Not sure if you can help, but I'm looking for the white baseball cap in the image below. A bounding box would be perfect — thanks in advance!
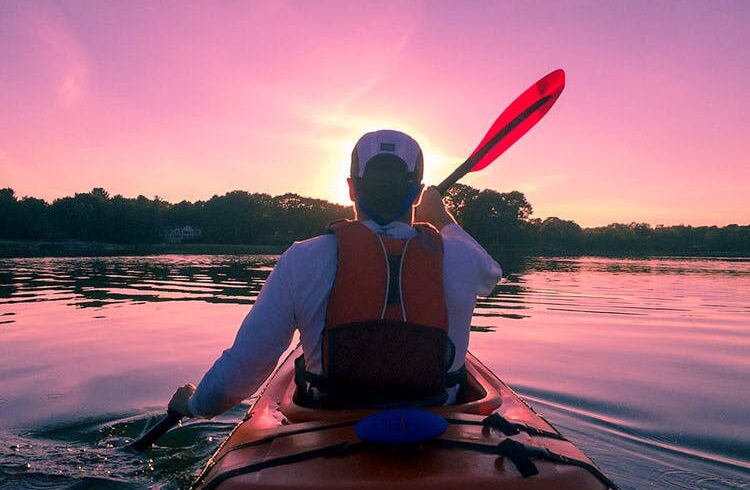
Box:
[350,129,424,181]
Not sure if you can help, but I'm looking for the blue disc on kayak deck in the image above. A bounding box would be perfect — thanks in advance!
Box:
[354,409,448,445]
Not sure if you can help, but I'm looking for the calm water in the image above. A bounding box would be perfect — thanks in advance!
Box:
[0,255,748,489]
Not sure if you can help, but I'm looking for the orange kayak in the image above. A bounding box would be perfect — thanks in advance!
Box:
[193,346,618,490]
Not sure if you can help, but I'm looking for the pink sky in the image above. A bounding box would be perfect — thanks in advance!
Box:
[1,1,748,227]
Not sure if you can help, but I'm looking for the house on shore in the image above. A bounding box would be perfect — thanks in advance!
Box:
[163,225,203,244]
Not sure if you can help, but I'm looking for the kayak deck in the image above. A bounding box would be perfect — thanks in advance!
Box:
[193,346,617,489]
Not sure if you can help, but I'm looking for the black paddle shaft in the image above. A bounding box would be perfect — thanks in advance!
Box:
[131,410,183,452]
[435,95,552,196]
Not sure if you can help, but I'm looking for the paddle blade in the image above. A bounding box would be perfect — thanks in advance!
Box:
[469,69,565,172]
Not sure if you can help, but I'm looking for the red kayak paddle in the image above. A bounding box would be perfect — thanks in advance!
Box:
[436,69,566,194]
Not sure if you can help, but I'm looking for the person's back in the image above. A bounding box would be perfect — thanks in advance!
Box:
[168,130,502,418]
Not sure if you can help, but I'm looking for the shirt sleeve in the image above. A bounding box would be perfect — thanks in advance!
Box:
[440,223,503,296]
[187,249,297,418]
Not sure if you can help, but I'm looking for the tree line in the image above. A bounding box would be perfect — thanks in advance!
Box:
[1,185,748,255]
[444,184,749,255]
[0,187,349,245]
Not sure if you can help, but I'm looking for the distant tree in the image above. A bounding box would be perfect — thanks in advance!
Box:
[444,184,480,222]
[0,188,19,239]
[105,194,166,243]
[166,199,204,227]
[458,188,534,249]
[200,191,279,244]
[16,196,49,239]
[539,217,583,250]
[271,193,350,243]
[0,189,50,239]
[49,188,110,240]
[91,187,110,200]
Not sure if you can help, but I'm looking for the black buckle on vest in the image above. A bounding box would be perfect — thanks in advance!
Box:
[294,355,332,406]
[445,364,466,388]
[294,355,329,386]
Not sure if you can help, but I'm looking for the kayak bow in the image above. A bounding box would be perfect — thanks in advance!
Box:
[192,345,618,490]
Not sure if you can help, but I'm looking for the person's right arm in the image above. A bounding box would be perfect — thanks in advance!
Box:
[414,186,457,231]
[415,186,502,293]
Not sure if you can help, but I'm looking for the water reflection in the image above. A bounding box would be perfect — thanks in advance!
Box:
[0,256,278,315]
[520,256,750,276]
[0,255,749,489]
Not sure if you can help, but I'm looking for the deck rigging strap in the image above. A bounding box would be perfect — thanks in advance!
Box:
[196,435,619,490]
[201,412,561,475]
[442,413,566,440]
[483,412,566,440]
[198,442,367,490]
[196,412,568,485]
[434,438,621,490]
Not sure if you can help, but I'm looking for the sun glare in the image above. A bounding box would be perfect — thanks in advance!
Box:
[318,118,463,205]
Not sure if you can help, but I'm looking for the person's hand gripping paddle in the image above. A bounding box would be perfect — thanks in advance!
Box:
[436,69,566,194]
[130,69,566,452]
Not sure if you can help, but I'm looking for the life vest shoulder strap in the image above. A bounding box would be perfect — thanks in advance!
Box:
[325,220,389,326]
[401,222,448,329]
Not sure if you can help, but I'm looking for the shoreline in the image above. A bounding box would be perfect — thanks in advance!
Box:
[1,240,747,260]
[0,240,288,258]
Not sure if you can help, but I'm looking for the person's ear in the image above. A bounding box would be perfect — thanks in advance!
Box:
[347,177,356,202]
[413,183,425,206]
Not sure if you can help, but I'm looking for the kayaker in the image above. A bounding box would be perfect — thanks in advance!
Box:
[168,129,503,417]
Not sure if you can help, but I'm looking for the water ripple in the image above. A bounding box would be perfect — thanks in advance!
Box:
[0,256,276,309]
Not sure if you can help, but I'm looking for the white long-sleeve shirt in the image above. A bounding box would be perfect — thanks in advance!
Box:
[188,220,502,418]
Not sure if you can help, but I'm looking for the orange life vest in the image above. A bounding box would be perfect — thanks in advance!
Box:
[295,220,464,408]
